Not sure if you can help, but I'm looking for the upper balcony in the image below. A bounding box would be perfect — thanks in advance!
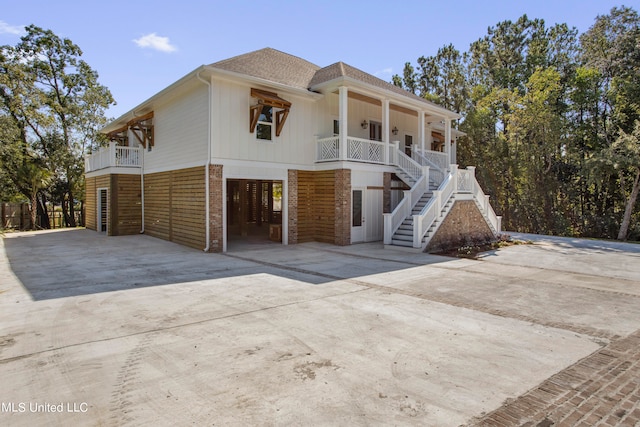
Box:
[85,143,142,173]
[316,136,388,164]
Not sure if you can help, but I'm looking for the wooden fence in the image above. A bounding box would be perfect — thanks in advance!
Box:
[1,202,82,230]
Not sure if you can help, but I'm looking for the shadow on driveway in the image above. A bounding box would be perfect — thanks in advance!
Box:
[3,229,451,301]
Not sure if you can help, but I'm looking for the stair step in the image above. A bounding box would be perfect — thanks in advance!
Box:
[391,239,414,247]
[394,229,412,236]
[391,233,413,242]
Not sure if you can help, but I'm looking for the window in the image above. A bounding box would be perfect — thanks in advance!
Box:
[333,119,340,135]
[369,121,382,141]
[256,106,273,141]
[352,190,363,227]
[404,134,413,156]
[249,88,291,140]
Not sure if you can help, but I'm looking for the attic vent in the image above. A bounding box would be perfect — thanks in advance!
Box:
[250,88,291,137]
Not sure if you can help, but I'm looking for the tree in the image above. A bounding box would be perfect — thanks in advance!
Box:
[580,6,640,239]
[394,8,640,240]
[0,25,114,227]
[600,122,640,240]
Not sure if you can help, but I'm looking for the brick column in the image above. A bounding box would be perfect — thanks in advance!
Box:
[287,169,298,245]
[383,172,391,214]
[208,164,223,252]
[334,169,351,246]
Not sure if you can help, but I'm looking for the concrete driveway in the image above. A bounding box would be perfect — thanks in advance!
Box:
[1,229,639,426]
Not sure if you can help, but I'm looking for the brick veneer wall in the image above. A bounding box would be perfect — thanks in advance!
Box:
[334,169,351,246]
[287,169,298,245]
[208,164,223,252]
[383,172,391,214]
[426,200,495,252]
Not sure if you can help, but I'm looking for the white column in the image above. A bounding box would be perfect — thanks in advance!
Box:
[339,86,348,161]
[445,118,452,169]
[383,99,390,164]
[419,112,425,153]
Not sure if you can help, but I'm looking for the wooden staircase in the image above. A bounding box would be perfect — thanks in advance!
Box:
[390,168,444,248]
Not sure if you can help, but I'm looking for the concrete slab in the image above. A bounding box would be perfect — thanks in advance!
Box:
[0,229,638,426]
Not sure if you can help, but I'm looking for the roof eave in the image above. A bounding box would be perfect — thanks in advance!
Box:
[310,76,460,120]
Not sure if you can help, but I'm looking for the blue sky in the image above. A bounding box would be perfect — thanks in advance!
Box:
[1,0,634,119]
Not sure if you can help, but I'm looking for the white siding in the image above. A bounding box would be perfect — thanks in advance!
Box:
[211,78,325,167]
[143,85,209,173]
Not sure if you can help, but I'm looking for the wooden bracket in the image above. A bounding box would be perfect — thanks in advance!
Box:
[127,112,154,148]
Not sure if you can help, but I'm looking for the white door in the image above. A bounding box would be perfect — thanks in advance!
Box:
[351,188,365,243]
[365,189,383,242]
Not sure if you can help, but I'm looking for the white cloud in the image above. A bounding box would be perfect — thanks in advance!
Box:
[0,21,25,35]
[133,33,177,53]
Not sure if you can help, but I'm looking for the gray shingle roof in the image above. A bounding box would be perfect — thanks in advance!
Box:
[209,48,447,112]
[209,48,320,90]
[310,61,444,109]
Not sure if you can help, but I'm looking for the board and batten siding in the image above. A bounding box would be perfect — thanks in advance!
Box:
[211,79,324,166]
[144,166,206,250]
[143,84,209,174]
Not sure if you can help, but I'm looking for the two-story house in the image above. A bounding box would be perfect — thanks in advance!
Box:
[84,48,500,252]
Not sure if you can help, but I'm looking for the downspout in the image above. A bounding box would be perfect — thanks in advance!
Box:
[197,69,212,252]
[140,143,145,233]
[130,110,145,234]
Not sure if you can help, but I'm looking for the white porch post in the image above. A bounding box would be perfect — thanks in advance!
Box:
[419,112,425,154]
[383,99,390,164]
[445,119,452,170]
[338,86,348,161]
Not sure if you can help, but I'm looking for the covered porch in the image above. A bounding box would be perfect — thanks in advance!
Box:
[314,85,459,168]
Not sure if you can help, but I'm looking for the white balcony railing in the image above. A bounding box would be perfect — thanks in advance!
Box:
[317,136,387,164]
[85,143,142,173]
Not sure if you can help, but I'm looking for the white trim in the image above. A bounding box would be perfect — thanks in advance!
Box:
[311,75,460,120]
[85,167,141,178]
[222,171,227,252]
[140,160,208,175]
[282,178,288,246]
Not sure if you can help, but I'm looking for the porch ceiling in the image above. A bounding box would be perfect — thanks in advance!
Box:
[334,90,421,118]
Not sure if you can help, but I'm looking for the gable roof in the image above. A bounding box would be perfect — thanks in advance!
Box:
[105,47,458,132]
[209,48,320,91]
[210,48,452,115]
[310,61,445,111]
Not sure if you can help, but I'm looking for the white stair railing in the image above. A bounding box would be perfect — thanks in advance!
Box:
[395,146,423,181]
[412,146,447,186]
[412,165,457,248]
[383,145,429,244]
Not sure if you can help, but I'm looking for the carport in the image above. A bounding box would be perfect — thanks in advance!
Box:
[226,179,283,244]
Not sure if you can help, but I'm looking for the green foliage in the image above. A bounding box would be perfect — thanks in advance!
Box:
[0,25,114,227]
[397,6,640,241]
